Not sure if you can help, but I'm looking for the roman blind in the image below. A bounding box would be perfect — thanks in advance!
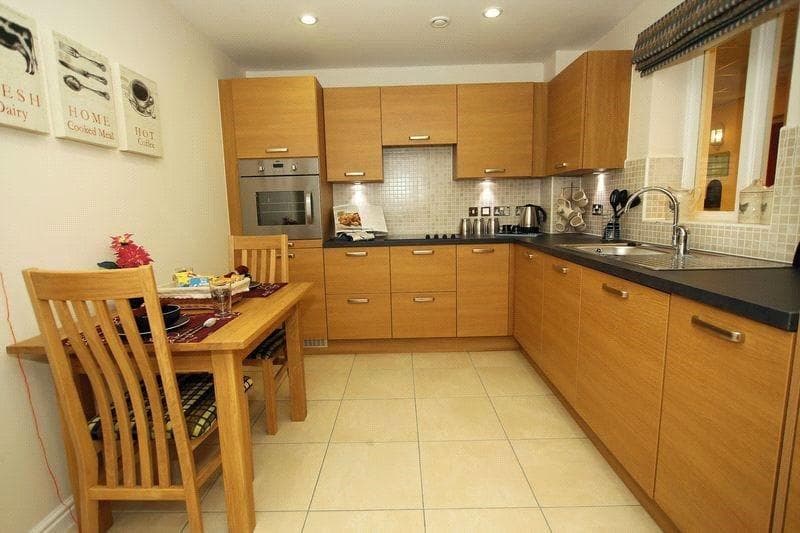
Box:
[633,0,792,76]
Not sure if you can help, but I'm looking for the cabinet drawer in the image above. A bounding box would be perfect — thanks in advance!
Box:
[324,247,390,294]
[391,292,456,338]
[326,293,391,340]
[390,245,456,292]
[456,244,510,337]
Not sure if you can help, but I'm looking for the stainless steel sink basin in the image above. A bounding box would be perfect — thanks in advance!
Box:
[559,243,672,257]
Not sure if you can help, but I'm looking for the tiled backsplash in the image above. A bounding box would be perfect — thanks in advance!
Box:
[332,146,542,235]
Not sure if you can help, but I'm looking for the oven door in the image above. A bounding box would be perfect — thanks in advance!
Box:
[239,175,322,239]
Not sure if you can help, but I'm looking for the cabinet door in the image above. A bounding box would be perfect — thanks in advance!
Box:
[540,255,581,404]
[381,85,457,146]
[456,83,533,179]
[546,55,587,174]
[655,295,794,531]
[324,247,390,294]
[513,246,543,358]
[456,244,509,337]
[277,247,328,341]
[392,292,457,338]
[390,245,456,293]
[230,77,320,158]
[324,87,383,183]
[577,268,668,496]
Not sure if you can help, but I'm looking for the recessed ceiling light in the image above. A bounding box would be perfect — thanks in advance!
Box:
[483,6,503,18]
[429,16,450,28]
[299,14,318,25]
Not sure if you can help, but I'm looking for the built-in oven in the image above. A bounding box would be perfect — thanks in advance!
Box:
[239,158,322,239]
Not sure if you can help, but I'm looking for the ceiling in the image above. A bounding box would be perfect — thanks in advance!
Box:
[168,0,645,70]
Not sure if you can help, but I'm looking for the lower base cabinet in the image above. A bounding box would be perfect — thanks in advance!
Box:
[391,292,456,338]
[326,293,391,340]
[655,295,795,531]
[513,245,544,357]
[456,244,510,337]
[577,268,669,496]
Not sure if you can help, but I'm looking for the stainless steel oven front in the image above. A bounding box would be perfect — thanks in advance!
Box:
[239,158,322,239]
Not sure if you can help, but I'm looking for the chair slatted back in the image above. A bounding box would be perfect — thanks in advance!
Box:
[23,266,198,494]
[229,235,289,284]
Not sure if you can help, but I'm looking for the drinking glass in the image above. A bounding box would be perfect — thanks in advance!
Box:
[209,279,233,318]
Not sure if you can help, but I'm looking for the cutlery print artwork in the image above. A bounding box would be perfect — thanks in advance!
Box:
[63,75,110,100]
[59,41,106,71]
[57,38,109,100]
[59,59,107,84]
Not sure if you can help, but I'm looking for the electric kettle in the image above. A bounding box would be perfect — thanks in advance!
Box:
[519,204,547,233]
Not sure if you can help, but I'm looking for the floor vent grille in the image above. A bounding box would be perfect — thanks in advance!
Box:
[303,338,328,348]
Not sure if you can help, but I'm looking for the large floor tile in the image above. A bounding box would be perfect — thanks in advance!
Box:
[304,510,425,532]
[197,511,306,532]
[425,508,550,533]
[304,353,354,372]
[476,366,551,396]
[543,506,661,532]
[413,367,486,398]
[416,397,505,441]
[492,396,583,439]
[108,512,187,532]
[344,368,414,399]
[352,353,412,370]
[512,439,637,507]
[252,400,340,443]
[420,440,536,508]
[277,368,350,400]
[331,399,417,442]
[311,442,422,510]
[469,350,530,368]
[203,443,326,511]
[412,352,472,369]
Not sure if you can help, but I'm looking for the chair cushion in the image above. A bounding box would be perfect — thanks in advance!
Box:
[246,328,286,361]
[87,374,253,440]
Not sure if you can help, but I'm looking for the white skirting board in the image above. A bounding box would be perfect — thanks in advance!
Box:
[30,497,75,533]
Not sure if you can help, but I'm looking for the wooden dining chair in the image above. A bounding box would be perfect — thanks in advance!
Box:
[229,234,290,435]
[23,265,251,532]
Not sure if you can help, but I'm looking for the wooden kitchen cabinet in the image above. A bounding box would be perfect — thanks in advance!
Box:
[276,243,328,343]
[655,295,795,532]
[456,83,534,179]
[381,85,457,146]
[456,244,510,337]
[327,293,392,340]
[546,51,632,175]
[577,268,669,496]
[324,247,390,294]
[323,87,383,183]
[392,292,457,338]
[540,255,581,405]
[390,245,456,293]
[224,76,323,159]
[513,245,544,358]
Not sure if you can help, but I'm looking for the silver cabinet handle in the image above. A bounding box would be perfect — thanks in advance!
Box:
[409,135,430,141]
[555,162,568,169]
[345,251,368,257]
[553,265,569,274]
[304,191,313,225]
[412,250,434,255]
[525,252,535,260]
[266,147,288,153]
[344,171,365,177]
[288,241,295,248]
[413,296,435,303]
[691,315,745,343]
[287,253,295,259]
[484,168,506,174]
[347,298,370,304]
[602,283,629,299]
[472,248,494,254]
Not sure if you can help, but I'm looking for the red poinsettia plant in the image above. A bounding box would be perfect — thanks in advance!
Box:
[98,233,154,269]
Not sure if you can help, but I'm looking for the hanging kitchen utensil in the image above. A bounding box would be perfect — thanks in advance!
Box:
[610,189,621,217]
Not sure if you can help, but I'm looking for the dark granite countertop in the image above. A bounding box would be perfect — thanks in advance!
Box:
[325,233,800,331]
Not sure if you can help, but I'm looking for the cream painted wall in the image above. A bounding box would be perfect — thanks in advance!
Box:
[246,62,545,86]
[0,0,240,530]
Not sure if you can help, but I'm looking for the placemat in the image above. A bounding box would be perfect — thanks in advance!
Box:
[242,282,288,298]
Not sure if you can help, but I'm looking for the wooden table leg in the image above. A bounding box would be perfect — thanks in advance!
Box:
[211,351,255,532]
[285,305,307,422]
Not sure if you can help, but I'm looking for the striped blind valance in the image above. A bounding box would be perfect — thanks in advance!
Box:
[633,0,792,76]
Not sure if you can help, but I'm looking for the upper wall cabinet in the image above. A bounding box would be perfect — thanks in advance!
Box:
[380,85,457,146]
[456,83,534,179]
[225,76,323,159]
[323,87,383,183]
[546,51,632,175]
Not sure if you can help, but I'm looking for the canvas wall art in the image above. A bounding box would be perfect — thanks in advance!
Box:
[113,64,162,157]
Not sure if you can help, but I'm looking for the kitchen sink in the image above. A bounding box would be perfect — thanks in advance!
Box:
[558,242,789,270]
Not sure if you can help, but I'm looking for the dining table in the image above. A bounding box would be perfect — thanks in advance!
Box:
[6,281,313,533]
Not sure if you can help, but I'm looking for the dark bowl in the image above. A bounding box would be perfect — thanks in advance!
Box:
[132,304,181,332]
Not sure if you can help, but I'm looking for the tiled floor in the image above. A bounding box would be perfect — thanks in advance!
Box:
[107,350,661,532]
